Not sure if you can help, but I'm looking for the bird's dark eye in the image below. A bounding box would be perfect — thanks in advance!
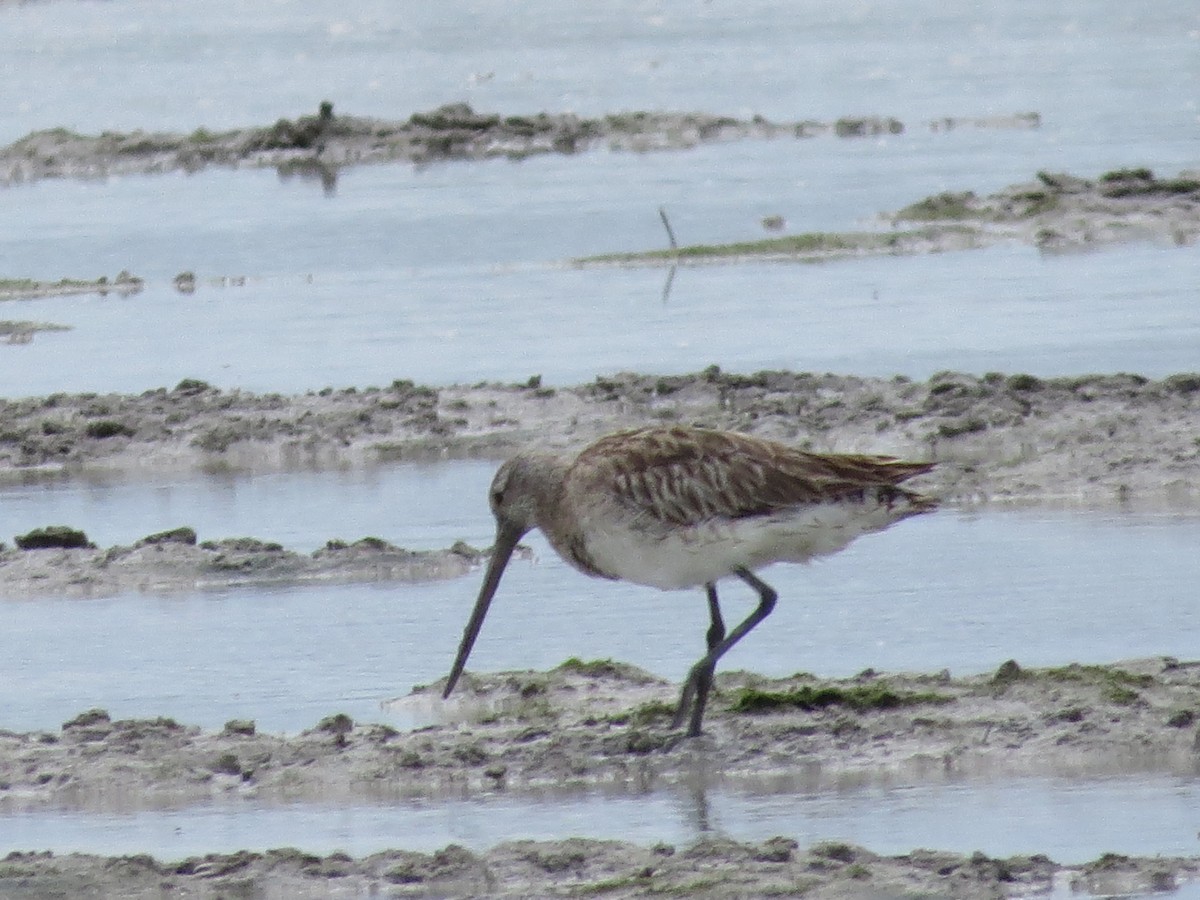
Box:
[491,488,505,506]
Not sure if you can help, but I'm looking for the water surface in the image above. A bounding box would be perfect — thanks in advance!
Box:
[3,494,1198,734]
[7,775,1200,864]
[4,0,1197,148]
[0,1,1197,396]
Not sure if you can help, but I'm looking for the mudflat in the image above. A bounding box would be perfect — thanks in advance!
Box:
[4,101,1199,898]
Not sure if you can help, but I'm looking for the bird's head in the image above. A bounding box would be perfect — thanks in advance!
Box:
[442,450,563,699]
[487,453,560,538]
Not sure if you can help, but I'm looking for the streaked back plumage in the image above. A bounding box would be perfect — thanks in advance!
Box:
[569,425,934,527]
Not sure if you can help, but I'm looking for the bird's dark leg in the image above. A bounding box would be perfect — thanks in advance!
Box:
[677,583,726,738]
[704,583,726,652]
[673,567,778,737]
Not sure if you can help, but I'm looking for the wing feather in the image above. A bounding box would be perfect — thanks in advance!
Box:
[571,425,934,527]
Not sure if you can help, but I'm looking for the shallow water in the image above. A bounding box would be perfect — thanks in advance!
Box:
[4,0,1197,146]
[2,468,1199,735]
[4,231,1200,395]
[0,461,499,553]
[1,2,1198,396]
[7,775,1200,863]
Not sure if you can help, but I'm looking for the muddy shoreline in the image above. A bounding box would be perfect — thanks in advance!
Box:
[3,365,1199,892]
[4,841,1197,899]
[0,530,490,598]
[4,163,1196,306]
[3,368,1197,503]
[2,367,1198,597]
[5,658,1200,896]
[3,116,1198,888]
[5,658,1200,811]
[0,102,1040,187]
[578,166,1200,263]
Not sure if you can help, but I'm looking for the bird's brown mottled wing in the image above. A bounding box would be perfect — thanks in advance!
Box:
[570,425,935,527]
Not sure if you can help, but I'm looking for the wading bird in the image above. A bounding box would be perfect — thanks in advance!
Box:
[442,424,935,736]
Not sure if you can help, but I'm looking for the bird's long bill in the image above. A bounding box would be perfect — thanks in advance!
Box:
[442,524,521,698]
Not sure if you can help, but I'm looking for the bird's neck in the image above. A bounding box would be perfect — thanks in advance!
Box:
[520,451,572,529]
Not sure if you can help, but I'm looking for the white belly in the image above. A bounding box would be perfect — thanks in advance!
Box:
[580,502,909,590]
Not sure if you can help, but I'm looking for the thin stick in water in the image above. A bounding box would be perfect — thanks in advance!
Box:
[658,206,678,251]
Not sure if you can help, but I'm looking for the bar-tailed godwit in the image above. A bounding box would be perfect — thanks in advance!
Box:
[442,424,935,737]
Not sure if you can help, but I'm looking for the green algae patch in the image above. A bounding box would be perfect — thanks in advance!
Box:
[605,699,676,728]
[893,190,983,221]
[730,683,953,714]
[1098,167,1200,197]
[1043,664,1154,705]
[1031,663,1154,692]
[557,657,627,677]
[575,227,979,267]
[555,657,657,682]
[990,660,1156,705]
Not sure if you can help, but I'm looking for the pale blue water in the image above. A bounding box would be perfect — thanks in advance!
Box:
[3,0,1197,151]
[6,775,1200,863]
[0,461,499,553]
[0,2,1197,395]
[1,234,1199,395]
[2,491,1198,735]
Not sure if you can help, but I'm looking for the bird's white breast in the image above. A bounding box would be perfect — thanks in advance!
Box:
[578,499,910,591]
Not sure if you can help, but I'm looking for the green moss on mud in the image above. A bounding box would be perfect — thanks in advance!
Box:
[992,661,1154,705]
[893,191,981,221]
[556,658,633,679]
[577,228,965,266]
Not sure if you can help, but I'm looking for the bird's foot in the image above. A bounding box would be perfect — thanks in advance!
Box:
[670,694,693,732]
[672,664,713,737]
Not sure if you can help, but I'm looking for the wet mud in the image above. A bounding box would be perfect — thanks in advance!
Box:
[2,368,1197,499]
[4,840,1197,899]
[579,167,1200,265]
[7,658,1200,810]
[2,368,1198,593]
[4,658,1200,896]
[0,529,488,598]
[3,375,1200,891]
[0,102,1039,187]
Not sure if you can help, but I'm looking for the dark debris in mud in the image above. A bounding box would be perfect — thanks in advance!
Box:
[0,101,1040,187]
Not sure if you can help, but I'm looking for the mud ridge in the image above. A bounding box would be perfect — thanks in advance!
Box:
[2,840,1196,899]
[2,369,1198,509]
[0,528,491,597]
[0,102,1040,186]
[577,166,1200,265]
[3,658,1199,812]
